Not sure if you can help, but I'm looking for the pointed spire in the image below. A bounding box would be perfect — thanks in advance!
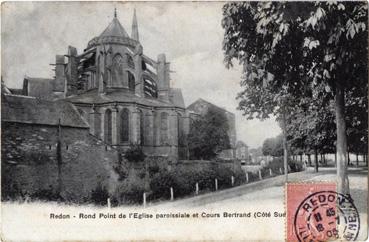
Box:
[131,9,139,42]
[114,8,117,18]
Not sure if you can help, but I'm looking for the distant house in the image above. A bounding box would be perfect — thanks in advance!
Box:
[187,98,237,159]
[236,141,249,160]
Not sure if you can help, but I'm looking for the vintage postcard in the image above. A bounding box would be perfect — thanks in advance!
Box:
[1,1,368,241]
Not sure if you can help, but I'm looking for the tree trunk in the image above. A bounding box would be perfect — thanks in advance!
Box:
[356,154,359,167]
[300,154,303,163]
[314,148,319,173]
[308,154,311,167]
[282,111,288,182]
[335,84,349,195]
[334,153,337,168]
[347,152,351,165]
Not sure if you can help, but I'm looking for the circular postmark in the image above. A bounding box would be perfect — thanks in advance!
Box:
[294,191,360,242]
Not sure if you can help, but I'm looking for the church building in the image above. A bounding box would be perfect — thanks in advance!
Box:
[8,9,238,161]
[19,9,189,159]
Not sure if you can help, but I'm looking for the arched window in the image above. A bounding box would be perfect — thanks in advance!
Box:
[120,108,130,143]
[160,112,169,145]
[94,113,100,137]
[139,110,144,145]
[112,54,124,86]
[126,54,135,69]
[104,109,112,144]
[128,71,135,93]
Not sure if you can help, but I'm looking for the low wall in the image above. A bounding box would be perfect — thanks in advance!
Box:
[1,122,119,202]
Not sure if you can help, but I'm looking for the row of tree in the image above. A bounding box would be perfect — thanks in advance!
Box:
[222,2,368,194]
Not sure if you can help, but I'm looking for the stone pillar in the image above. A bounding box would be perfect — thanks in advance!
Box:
[169,110,178,160]
[112,107,118,145]
[157,54,169,101]
[100,107,106,141]
[97,48,105,94]
[146,109,154,146]
[134,45,143,96]
[66,46,78,96]
[169,110,178,146]
[154,110,161,146]
[89,106,96,135]
[182,111,191,159]
[53,55,66,94]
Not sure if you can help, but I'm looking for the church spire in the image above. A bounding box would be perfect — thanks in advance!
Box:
[131,9,139,42]
[114,8,117,18]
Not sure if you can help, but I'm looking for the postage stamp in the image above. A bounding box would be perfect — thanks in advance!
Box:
[286,183,360,242]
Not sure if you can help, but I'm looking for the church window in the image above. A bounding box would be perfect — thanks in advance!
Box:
[128,71,135,93]
[120,108,130,143]
[126,54,135,69]
[160,112,169,145]
[104,109,112,144]
[112,54,124,86]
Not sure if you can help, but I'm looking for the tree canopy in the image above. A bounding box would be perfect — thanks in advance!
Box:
[222,1,368,194]
[188,106,231,160]
[262,135,283,157]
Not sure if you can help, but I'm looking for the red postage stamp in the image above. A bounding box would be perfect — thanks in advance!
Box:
[286,183,360,242]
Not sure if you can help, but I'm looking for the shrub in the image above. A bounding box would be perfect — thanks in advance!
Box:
[90,183,109,206]
[137,168,147,179]
[150,170,175,199]
[148,163,160,177]
[289,160,304,172]
[31,186,63,202]
[1,176,24,201]
[171,168,197,197]
[233,167,247,186]
[113,164,128,181]
[149,163,248,200]
[114,178,146,204]
[214,165,233,189]
[125,144,146,163]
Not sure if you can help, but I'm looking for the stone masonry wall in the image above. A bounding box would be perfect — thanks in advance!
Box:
[1,122,119,202]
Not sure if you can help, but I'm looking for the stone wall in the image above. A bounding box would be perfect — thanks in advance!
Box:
[1,122,119,202]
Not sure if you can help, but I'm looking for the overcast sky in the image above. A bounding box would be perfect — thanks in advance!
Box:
[1,2,281,148]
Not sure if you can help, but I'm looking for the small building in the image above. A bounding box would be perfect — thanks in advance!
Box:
[236,141,249,160]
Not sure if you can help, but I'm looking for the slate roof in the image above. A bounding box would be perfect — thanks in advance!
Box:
[9,88,24,95]
[2,94,89,128]
[187,98,234,116]
[65,89,177,108]
[99,17,129,38]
